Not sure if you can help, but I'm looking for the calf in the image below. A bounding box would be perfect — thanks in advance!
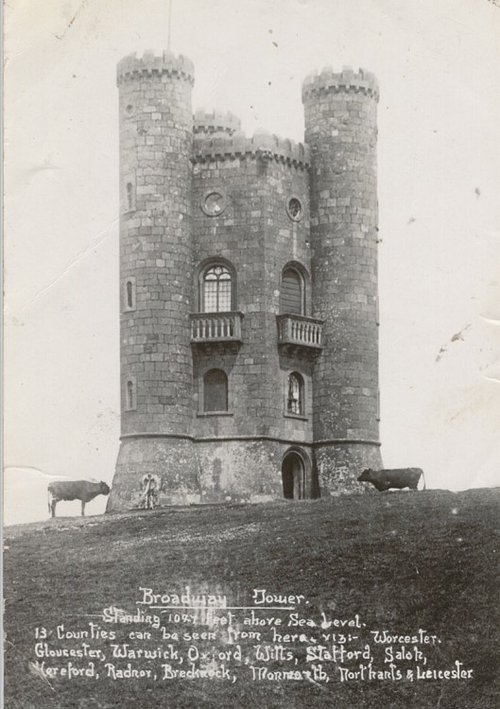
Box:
[48,480,111,518]
[358,468,425,492]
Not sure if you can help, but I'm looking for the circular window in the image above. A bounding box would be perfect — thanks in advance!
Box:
[287,197,303,221]
[202,191,226,216]
[125,104,134,116]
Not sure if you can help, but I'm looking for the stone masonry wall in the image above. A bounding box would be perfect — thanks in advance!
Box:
[109,53,199,511]
[108,437,315,510]
[191,135,313,446]
[117,52,194,436]
[303,69,382,492]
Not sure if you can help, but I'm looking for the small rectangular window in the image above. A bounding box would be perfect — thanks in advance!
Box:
[123,277,136,312]
[286,372,305,416]
[125,377,137,411]
[121,172,136,213]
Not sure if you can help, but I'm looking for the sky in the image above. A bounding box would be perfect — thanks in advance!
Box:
[4,0,500,525]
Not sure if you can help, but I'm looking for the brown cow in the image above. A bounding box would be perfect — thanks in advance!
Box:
[48,480,110,517]
[358,468,425,492]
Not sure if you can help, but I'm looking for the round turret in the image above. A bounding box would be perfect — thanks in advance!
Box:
[110,51,197,511]
[303,65,382,494]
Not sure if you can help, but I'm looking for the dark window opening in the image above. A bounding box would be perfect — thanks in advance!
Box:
[287,372,304,416]
[126,280,134,309]
[288,197,302,220]
[203,192,225,216]
[280,268,303,315]
[282,453,305,499]
[126,379,135,410]
[203,369,228,412]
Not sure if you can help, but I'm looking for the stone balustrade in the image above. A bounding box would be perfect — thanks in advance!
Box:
[190,312,243,343]
[276,314,323,351]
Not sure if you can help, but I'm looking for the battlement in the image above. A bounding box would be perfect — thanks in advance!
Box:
[117,51,194,86]
[193,110,241,136]
[192,130,310,168]
[302,66,378,102]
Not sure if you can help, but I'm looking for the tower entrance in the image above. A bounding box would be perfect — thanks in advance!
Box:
[282,452,305,500]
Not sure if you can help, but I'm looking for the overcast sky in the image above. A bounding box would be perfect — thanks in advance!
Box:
[4,0,500,524]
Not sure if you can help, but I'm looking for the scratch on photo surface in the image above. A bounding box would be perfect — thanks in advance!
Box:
[54,0,89,40]
[480,316,500,326]
[8,218,118,315]
[304,672,328,691]
[28,661,56,692]
[436,684,445,708]
[6,639,56,693]
[4,466,65,480]
[450,323,471,342]
[436,323,471,361]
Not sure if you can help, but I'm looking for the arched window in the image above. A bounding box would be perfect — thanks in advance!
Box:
[203,369,228,412]
[202,265,232,312]
[280,267,304,315]
[126,378,136,411]
[287,372,304,416]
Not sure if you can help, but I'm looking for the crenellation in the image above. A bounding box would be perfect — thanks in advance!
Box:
[192,131,310,168]
[117,51,195,85]
[193,110,241,135]
[302,66,378,102]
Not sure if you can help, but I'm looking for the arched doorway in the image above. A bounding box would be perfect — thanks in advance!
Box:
[282,452,305,500]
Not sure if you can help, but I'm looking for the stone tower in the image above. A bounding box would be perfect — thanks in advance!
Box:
[112,52,199,506]
[303,68,383,494]
[108,52,382,511]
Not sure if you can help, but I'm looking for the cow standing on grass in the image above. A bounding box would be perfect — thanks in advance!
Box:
[358,468,425,492]
[48,480,111,518]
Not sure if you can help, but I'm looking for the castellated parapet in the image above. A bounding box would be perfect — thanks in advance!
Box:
[193,110,241,135]
[116,50,194,85]
[108,54,382,512]
[302,66,379,100]
[192,131,310,169]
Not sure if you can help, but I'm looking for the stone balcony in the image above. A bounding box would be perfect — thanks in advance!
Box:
[276,314,323,354]
[190,312,243,345]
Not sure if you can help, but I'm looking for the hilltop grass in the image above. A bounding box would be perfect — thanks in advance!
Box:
[3,488,499,708]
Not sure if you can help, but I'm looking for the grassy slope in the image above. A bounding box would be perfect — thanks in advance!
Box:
[3,489,499,708]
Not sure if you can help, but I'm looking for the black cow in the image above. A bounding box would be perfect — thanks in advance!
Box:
[48,480,111,517]
[357,468,425,492]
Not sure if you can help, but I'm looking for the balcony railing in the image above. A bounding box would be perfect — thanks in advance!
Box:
[190,312,243,344]
[276,314,323,351]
